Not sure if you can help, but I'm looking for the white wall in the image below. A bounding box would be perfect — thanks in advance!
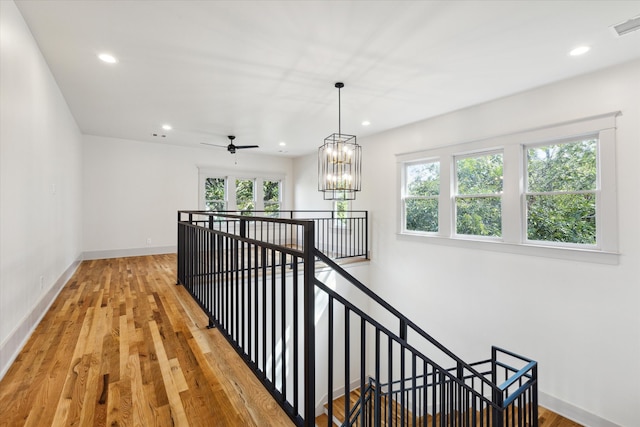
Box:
[83,135,294,257]
[293,60,640,427]
[0,0,83,377]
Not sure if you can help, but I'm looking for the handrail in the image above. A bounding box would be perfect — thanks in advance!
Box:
[502,379,536,407]
[498,361,537,391]
[314,249,498,393]
[313,281,491,402]
[179,209,369,261]
[177,210,537,427]
[179,220,306,257]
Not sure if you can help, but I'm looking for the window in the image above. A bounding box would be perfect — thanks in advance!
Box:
[403,161,439,233]
[204,177,226,211]
[198,168,285,213]
[455,152,502,237]
[396,112,619,263]
[263,180,281,217]
[525,138,597,245]
[236,178,255,214]
[334,198,350,227]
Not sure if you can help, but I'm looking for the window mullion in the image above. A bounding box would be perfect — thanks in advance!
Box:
[502,144,522,244]
[439,156,452,237]
[255,178,264,211]
[227,175,237,211]
[597,128,618,252]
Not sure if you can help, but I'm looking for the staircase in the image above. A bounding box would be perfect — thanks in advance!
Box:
[177,210,538,427]
[317,386,536,427]
[317,388,425,427]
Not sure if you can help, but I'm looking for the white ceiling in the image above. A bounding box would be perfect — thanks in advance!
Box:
[15,0,640,157]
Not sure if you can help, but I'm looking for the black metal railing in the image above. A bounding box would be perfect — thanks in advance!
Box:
[177,210,537,427]
[186,210,368,260]
[314,251,537,427]
[177,211,319,425]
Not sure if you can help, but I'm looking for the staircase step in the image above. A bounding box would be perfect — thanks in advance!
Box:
[318,390,538,427]
[320,387,425,427]
[322,389,362,424]
[315,413,338,427]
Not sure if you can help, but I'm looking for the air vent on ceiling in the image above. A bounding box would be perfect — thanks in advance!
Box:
[612,15,640,37]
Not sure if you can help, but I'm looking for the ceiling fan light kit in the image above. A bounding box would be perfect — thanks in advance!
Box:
[318,82,362,201]
[226,135,259,154]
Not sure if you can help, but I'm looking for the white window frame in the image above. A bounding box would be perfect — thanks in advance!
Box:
[333,199,351,229]
[203,176,228,211]
[263,179,283,215]
[401,159,440,235]
[523,136,599,249]
[396,112,619,264]
[198,167,286,213]
[235,177,256,214]
[453,150,503,240]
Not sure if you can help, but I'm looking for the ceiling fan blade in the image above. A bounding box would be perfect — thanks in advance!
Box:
[200,142,227,148]
[234,145,259,149]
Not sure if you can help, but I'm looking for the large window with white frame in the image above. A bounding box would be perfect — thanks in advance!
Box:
[397,112,619,263]
[198,168,285,214]
[454,152,503,238]
[263,179,281,217]
[236,178,255,214]
[402,160,440,233]
[204,177,227,211]
[525,137,598,245]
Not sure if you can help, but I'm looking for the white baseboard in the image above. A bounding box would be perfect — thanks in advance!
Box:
[82,245,176,260]
[539,392,621,427]
[0,256,82,380]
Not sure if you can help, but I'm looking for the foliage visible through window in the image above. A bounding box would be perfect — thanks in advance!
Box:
[526,138,597,244]
[455,153,503,237]
[263,180,281,217]
[404,161,439,232]
[334,199,349,227]
[205,178,226,211]
[236,179,255,215]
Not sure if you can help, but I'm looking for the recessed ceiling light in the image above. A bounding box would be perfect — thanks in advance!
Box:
[279,141,286,146]
[569,46,590,56]
[98,53,118,64]
[362,121,371,126]
[162,124,172,131]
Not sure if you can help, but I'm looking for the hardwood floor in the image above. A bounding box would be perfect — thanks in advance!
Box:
[0,254,582,427]
[0,254,294,427]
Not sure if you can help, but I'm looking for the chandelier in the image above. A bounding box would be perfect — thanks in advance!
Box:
[318,82,362,200]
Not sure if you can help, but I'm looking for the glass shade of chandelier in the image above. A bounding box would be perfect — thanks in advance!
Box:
[318,82,362,200]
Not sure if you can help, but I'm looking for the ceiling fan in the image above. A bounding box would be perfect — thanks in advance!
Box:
[201,135,259,154]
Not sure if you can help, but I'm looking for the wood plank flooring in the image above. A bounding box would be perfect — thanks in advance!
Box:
[0,254,294,427]
[1,254,583,427]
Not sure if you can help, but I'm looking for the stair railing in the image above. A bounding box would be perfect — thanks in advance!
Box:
[314,250,538,427]
[178,211,321,425]
[177,210,536,427]
[192,209,369,260]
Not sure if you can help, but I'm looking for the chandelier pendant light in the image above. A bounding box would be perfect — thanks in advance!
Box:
[318,82,362,200]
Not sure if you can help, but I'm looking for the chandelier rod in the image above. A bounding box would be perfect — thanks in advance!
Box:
[335,82,344,137]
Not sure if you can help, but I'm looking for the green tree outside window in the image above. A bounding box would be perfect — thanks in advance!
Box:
[404,161,439,233]
[205,178,226,211]
[236,179,255,215]
[526,139,597,244]
[263,180,280,217]
[455,153,503,237]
